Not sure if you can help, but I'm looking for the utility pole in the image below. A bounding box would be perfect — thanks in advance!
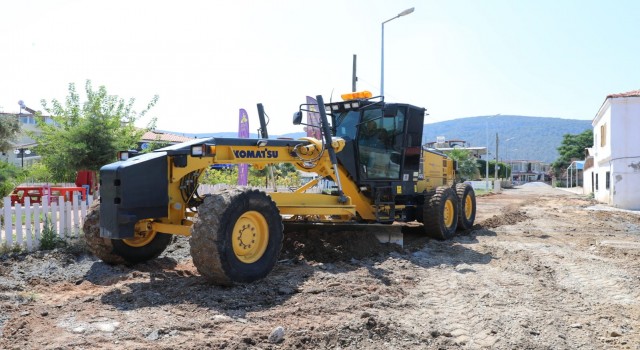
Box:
[352,54,357,92]
[494,133,499,180]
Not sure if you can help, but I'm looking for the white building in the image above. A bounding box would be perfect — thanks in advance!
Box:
[510,160,550,183]
[584,90,640,210]
[0,112,47,168]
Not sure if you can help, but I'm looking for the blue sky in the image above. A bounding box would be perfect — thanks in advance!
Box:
[1,0,639,135]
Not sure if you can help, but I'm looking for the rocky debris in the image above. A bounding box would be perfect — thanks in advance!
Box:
[269,326,285,343]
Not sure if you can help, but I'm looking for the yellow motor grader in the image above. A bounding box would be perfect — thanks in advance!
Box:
[84,91,476,285]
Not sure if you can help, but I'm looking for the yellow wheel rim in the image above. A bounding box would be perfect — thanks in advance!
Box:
[464,195,473,220]
[443,199,455,228]
[232,211,269,264]
[123,220,157,247]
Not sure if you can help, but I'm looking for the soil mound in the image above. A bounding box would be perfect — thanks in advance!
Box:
[480,209,530,228]
[281,230,400,263]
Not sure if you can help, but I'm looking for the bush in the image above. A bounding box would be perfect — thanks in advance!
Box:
[39,216,65,250]
[0,242,23,255]
[0,161,25,197]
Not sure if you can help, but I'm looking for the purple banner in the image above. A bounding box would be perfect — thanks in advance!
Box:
[305,96,322,139]
[237,108,249,186]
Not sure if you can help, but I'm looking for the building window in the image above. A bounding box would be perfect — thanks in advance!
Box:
[600,124,606,147]
[595,173,599,191]
[606,171,610,190]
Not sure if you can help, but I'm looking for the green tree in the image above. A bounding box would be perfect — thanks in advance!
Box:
[200,163,301,188]
[201,166,238,185]
[35,80,158,181]
[0,161,24,197]
[249,165,269,187]
[24,162,55,183]
[0,114,20,153]
[448,148,480,181]
[476,160,509,179]
[248,164,300,188]
[551,129,593,176]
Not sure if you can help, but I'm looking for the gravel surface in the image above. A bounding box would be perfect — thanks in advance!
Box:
[1,185,640,349]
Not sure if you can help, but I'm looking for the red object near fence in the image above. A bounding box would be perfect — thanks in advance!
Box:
[9,185,87,206]
[75,170,96,194]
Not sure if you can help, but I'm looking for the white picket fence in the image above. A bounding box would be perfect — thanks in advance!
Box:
[1,183,324,252]
[1,193,93,251]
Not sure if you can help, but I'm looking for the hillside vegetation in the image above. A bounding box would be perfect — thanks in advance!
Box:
[422,115,592,163]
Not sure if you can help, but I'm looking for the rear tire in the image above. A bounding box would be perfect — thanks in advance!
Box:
[190,188,283,285]
[83,202,172,265]
[111,229,173,264]
[456,183,476,230]
[422,187,459,240]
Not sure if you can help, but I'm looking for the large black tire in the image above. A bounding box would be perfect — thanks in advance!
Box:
[83,201,173,265]
[190,188,283,285]
[456,183,476,230]
[422,186,459,240]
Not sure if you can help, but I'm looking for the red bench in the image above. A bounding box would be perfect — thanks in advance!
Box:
[9,186,87,206]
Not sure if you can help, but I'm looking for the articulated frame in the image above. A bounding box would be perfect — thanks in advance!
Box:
[148,136,376,237]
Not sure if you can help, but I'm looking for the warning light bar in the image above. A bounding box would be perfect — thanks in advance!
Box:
[341,90,373,101]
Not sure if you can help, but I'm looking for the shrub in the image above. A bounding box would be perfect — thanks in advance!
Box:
[39,216,64,250]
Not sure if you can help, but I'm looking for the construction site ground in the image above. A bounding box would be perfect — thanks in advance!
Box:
[2,183,640,349]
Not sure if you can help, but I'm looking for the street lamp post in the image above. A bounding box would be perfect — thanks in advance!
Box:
[485,114,500,192]
[509,149,518,183]
[14,148,31,168]
[381,7,414,97]
[504,137,515,182]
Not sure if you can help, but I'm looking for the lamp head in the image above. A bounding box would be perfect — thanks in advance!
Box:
[398,7,415,16]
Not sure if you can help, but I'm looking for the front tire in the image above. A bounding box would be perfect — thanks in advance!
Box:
[422,187,459,240]
[83,202,172,265]
[190,188,283,285]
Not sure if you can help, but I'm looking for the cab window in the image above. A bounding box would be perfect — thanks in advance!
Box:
[357,107,405,179]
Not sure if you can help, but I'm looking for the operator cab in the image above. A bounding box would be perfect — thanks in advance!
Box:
[325,91,426,191]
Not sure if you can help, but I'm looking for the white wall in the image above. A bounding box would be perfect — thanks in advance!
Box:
[611,158,640,210]
[592,100,612,204]
[611,97,640,159]
[590,96,640,209]
[592,102,612,164]
[583,168,593,195]
[610,97,640,209]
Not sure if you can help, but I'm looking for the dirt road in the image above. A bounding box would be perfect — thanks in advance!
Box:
[2,184,640,349]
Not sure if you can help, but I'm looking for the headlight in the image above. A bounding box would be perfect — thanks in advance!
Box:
[117,151,129,161]
[191,144,216,157]
[191,145,204,157]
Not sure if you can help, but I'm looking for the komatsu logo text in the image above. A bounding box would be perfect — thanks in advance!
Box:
[233,149,279,159]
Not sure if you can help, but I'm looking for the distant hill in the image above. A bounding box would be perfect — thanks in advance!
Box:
[423,116,592,163]
[172,115,592,164]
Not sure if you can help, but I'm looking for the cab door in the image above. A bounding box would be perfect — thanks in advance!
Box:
[357,106,406,180]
